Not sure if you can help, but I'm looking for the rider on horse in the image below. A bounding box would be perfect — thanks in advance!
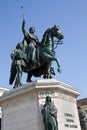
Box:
[22,19,40,67]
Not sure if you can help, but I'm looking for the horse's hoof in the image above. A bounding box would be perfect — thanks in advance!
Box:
[58,69,62,73]
[13,86,17,89]
[27,80,32,83]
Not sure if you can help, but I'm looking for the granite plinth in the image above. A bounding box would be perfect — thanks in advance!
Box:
[0,79,81,130]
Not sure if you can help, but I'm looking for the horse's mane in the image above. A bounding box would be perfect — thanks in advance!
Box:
[41,28,51,44]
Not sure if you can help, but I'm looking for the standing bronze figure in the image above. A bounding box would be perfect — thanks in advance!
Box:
[41,96,58,130]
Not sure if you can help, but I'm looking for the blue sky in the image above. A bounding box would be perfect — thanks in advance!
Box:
[0,0,87,99]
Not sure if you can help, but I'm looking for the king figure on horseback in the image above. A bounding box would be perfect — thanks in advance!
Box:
[22,19,40,68]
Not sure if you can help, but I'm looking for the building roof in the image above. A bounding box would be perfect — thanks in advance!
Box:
[77,98,87,106]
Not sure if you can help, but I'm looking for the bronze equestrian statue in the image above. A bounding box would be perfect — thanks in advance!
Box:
[9,21,64,88]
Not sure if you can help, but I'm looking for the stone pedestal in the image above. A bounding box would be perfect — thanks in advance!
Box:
[0,79,81,130]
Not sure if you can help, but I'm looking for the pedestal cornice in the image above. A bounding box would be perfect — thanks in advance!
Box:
[0,79,80,103]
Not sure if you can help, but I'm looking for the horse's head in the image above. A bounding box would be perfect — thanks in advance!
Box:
[52,25,64,41]
[41,25,64,47]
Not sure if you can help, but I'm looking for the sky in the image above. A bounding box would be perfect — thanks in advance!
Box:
[0,0,87,99]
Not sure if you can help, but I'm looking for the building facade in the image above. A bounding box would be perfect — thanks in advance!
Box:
[0,86,10,130]
[77,98,87,112]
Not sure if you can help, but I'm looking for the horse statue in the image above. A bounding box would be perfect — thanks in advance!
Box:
[9,25,64,88]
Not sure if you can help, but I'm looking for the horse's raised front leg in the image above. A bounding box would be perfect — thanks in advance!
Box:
[54,58,62,73]
[41,52,61,73]
[49,56,61,73]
